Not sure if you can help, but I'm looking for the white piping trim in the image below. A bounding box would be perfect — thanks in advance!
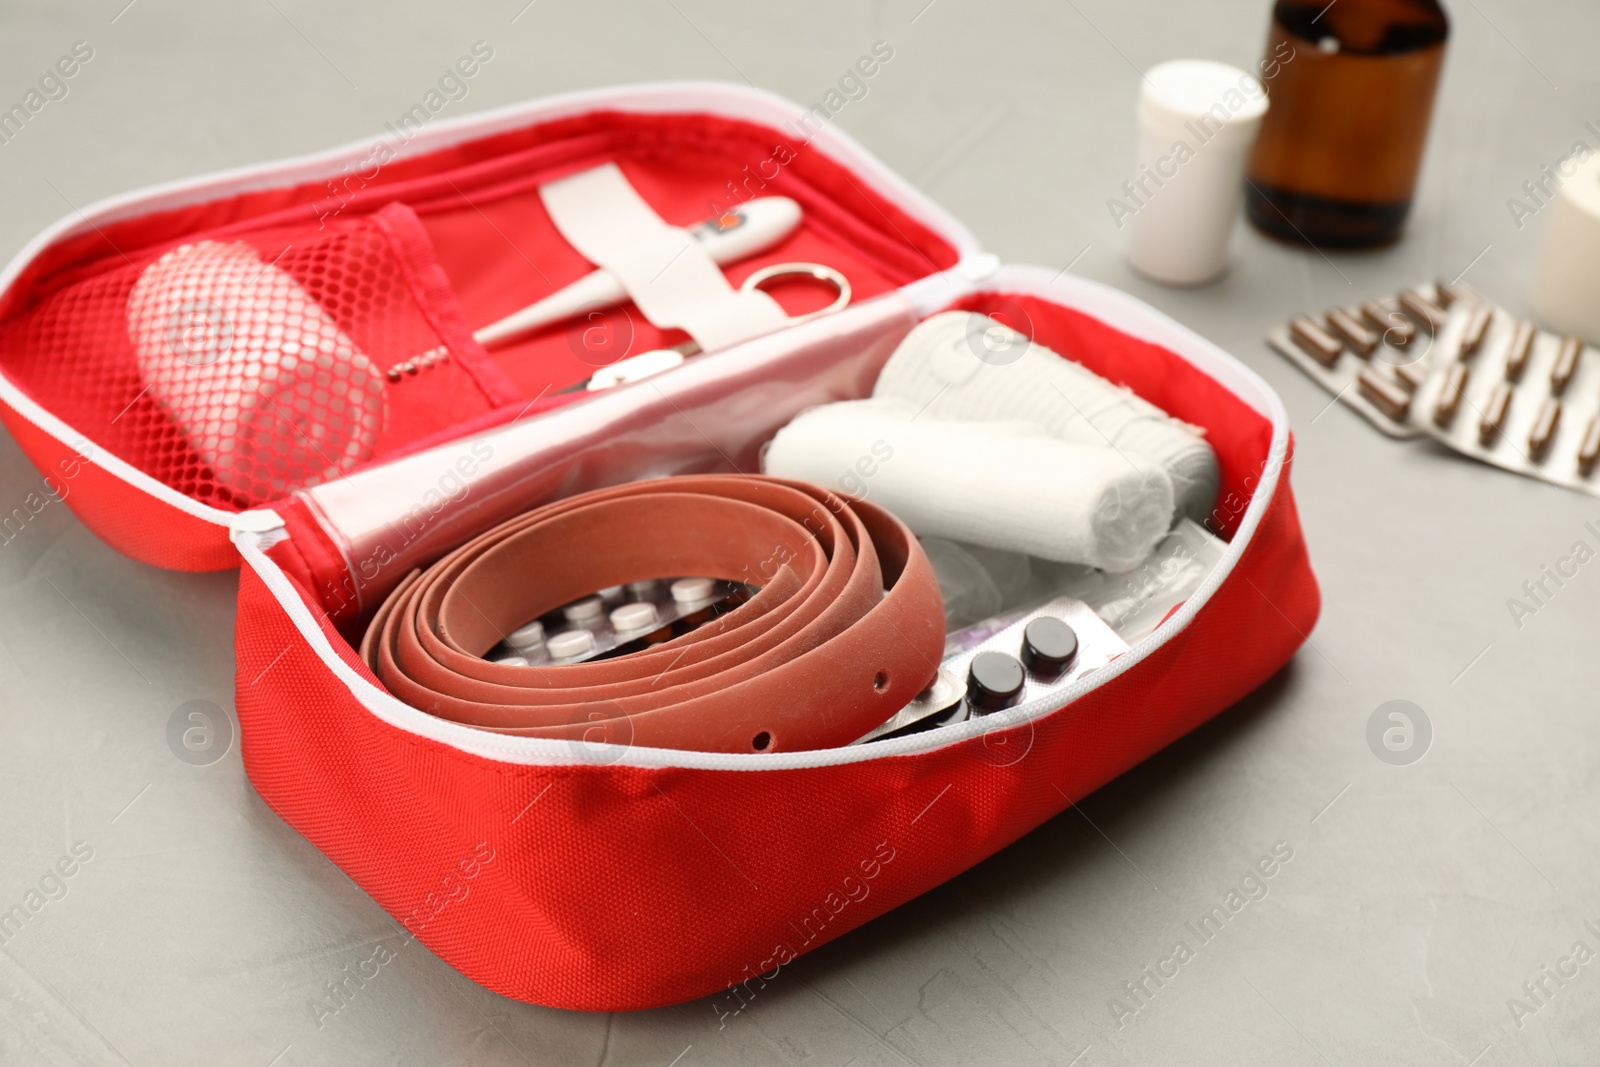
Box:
[0,81,981,531]
[0,378,236,525]
[234,274,1292,773]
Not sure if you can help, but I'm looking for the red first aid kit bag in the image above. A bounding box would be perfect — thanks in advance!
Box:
[0,83,1318,1011]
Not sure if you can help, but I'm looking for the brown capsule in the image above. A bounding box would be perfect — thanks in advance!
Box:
[1433,363,1470,427]
[1457,304,1493,360]
[1325,308,1378,357]
[1504,322,1537,382]
[1550,337,1583,396]
[1392,361,1428,393]
[1362,300,1415,348]
[1528,398,1562,459]
[1579,415,1600,477]
[1399,290,1448,335]
[1289,315,1344,367]
[1357,368,1412,421]
[1479,382,1513,445]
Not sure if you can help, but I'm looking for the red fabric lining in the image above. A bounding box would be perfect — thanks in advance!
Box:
[412,153,912,400]
[367,202,522,409]
[2,110,956,321]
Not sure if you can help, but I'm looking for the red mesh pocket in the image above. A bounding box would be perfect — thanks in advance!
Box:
[0,217,503,510]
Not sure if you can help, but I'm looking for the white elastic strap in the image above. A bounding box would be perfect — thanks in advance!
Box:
[539,163,789,351]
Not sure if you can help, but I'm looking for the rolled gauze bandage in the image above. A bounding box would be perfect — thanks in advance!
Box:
[126,240,386,503]
[1532,151,1600,347]
[873,312,1218,523]
[761,398,1175,572]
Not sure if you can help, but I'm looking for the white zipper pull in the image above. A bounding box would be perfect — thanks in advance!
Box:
[229,508,288,546]
[957,252,1001,283]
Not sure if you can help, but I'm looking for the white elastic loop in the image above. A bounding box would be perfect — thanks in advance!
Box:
[539,163,789,351]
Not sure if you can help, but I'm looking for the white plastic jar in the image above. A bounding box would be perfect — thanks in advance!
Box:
[1122,59,1270,286]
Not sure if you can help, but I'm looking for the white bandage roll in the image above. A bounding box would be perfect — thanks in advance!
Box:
[761,398,1175,572]
[872,312,1219,523]
[126,240,386,502]
[1532,151,1600,347]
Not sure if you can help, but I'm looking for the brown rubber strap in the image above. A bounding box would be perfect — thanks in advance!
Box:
[359,475,945,753]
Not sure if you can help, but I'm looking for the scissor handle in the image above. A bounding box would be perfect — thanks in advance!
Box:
[741,262,852,323]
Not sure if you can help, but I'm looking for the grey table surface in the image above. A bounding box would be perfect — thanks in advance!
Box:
[1,1,1596,1064]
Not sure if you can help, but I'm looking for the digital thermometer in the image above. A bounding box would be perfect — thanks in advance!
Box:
[473,196,803,349]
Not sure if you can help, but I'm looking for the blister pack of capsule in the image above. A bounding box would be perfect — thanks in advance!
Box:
[486,577,750,666]
[1267,282,1600,495]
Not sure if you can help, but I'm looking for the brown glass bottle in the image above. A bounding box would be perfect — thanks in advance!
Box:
[1246,0,1449,248]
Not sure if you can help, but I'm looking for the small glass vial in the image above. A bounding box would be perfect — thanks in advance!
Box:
[1245,0,1449,248]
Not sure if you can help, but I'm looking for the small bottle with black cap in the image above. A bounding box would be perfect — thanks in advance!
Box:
[1021,616,1078,680]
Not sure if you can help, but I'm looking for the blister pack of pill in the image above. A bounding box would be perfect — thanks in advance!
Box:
[855,596,1130,743]
[486,577,750,666]
[1267,282,1600,495]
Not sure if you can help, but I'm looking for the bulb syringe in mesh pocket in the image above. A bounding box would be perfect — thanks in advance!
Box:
[126,239,387,503]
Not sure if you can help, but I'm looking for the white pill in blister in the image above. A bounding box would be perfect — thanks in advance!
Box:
[671,577,715,604]
[508,620,545,648]
[610,602,658,632]
[495,653,530,667]
[563,597,604,623]
[599,584,624,602]
[547,629,595,659]
[627,579,659,596]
